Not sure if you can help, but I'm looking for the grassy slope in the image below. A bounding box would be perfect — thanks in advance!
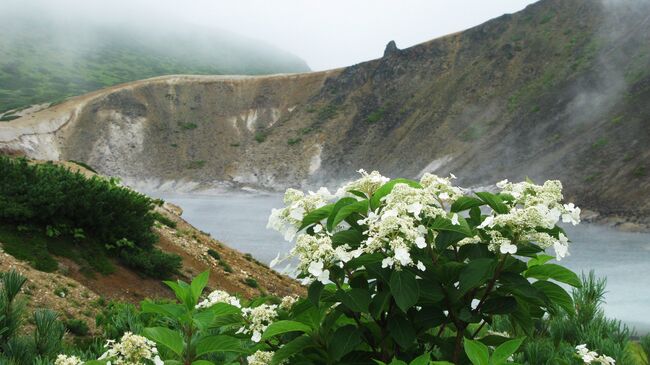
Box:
[0,18,310,114]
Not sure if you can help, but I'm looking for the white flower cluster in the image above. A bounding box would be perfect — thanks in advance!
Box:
[360,173,459,270]
[98,332,163,365]
[267,187,333,241]
[478,179,581,260]
[336,169,390,196]
[238,304,279,342]
[247,350,287,365]
[54,355,84,365]
[269,170,581,281]
[196,289,241,309]
[290,233,362,283]
[279,295,299,311]
[576,344,616,364]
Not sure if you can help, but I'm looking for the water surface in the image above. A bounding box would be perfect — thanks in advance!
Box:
[157,192,650,334]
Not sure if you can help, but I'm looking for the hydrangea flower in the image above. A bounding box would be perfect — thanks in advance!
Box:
[279,295,299,310]
[575,344,616,364]
[98,332,163,365]
[196,290,241,309]
[54,355,84,365]
[247,350,287,365]
[238,304,279,342]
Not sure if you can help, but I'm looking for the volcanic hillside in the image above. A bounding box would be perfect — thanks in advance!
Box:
[1,0,649,222]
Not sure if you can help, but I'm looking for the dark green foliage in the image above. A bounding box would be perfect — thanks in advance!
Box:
[218,259,233,273]
[95,301,147,340]
[632,166,646,178]
[0,270,27,344]
[33,310,65,356]
[64,318,90,336]
[151,212,177,229]
[207,249,220,260]
[0,115,20,122]
[0,157,181,278]
[118,248,182,279]
[186,160,206,169]
[0,225,59,272]
[254,130,268,143]
[317,104,338,121]
[0,157,157,248]
[366,108,385,123]
[243,278,259,288]
[287,137,302,145]
[178,122,198,131]
[497,271,636,365]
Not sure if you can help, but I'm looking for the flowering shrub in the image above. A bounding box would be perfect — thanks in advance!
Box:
[263,170,584,364]
[50,171,615,365]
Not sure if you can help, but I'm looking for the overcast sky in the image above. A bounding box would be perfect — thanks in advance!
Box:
[4,0,538,71]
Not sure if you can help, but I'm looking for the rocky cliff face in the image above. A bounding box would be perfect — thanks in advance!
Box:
[1,0,649,219]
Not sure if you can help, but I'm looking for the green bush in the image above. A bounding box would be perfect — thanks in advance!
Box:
[207,248,220,260]
[287,137,301,145]
[64,318,89,336]
[0,157,157,248]
[366,108,385,123]
[178,122,198,130]
[243,278,258,288]
[118,247,181,279]
[151,212,177,229]
[0,157,183,278]
[254,130,268,143]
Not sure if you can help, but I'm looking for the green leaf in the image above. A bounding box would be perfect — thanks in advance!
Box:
[459,258,496,294]
[409,353,432,365]
[492,337,525,364]
[329,325,363,360]
[195,335,244,356]
[327,197,357,232]
[370,178,422,211]
[388,314,416,349]
[261,320,312,340]
[143,327,184,357]
[532,281,574,314]
[526,254,554,268]
[524,264,581,287]
[331,229,364,248]
[190,271,209,306]
[475,192,509,214]
[299,203,334,230]
[308,281,324,308]
[331,199,369,230]
[347,252,384,269]
[389,270,420,312]
[164,280,191,308]
[370,290,391,319]
[451,196,485,212]
[481,296,517,314]
[205,302,241,318]
[429,216,473,236]
[463,339,489,365]
[340,288,372,312]
[140,301,186,319]
[272,335,314,365]
[191,361,215,365]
